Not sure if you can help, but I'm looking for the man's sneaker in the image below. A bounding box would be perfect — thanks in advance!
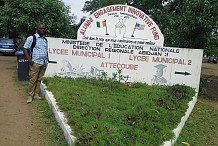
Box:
[33,94,43,100]
[27,96,33,104]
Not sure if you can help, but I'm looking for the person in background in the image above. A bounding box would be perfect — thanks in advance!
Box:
[23,23,48,104]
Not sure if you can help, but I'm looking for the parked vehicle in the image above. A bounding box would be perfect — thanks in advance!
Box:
[0,38,17,55]
[208,55,218,64]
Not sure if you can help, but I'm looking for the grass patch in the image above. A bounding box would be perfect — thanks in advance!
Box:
[175,98,218,146]
[32,99,69,146]
[43,76,195,146]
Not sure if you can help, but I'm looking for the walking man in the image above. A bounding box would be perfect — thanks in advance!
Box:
[23,23,48,103]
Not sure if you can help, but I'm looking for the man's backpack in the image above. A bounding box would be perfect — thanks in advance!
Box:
[28,34,47,58]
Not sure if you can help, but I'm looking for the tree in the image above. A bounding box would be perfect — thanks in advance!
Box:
[0,0,77,39]
[163,0,218,52]
[82,0,217,53]
[82,0,127,14]
[82,0,168,27]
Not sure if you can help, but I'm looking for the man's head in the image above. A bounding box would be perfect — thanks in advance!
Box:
[36,23,46,36]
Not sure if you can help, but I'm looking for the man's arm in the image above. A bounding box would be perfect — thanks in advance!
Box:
[23,49,34,66]
[23,36,34,66]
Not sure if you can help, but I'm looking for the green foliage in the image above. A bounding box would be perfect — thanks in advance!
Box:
[76,76,128,92]
[167,84,195,100]
[43,76,196,145]
[82,0,127,13]
[0,0,78,39]
[155,85,195,111]
[111,69,130,83]
[33,100,69,146]
[198,75,218,100]
[198,76,208,96]
[130,82,147,88]
[163,0,218,50]
[83,0,217,52]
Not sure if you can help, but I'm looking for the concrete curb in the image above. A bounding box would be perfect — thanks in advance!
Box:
[40,82,76,146]
[163,94,198,146]
[41,82,197,146]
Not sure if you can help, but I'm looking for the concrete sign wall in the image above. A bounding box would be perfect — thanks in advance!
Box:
[77,5,164,46]
[46,37,203,92]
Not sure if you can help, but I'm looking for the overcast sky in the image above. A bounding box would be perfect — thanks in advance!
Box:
[61,0,89,23]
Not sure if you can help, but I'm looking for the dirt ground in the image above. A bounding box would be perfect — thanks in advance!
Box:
[0,56,44,146]
[201,61,218,102]
[0,56,217,146]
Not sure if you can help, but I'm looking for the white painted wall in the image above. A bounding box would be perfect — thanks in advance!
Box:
[46,37,203,92]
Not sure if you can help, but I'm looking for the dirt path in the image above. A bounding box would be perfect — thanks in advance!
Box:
[201,62,218,101]
[0,56,43,146]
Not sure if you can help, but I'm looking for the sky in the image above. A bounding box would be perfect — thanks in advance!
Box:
[61,0,89,23]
